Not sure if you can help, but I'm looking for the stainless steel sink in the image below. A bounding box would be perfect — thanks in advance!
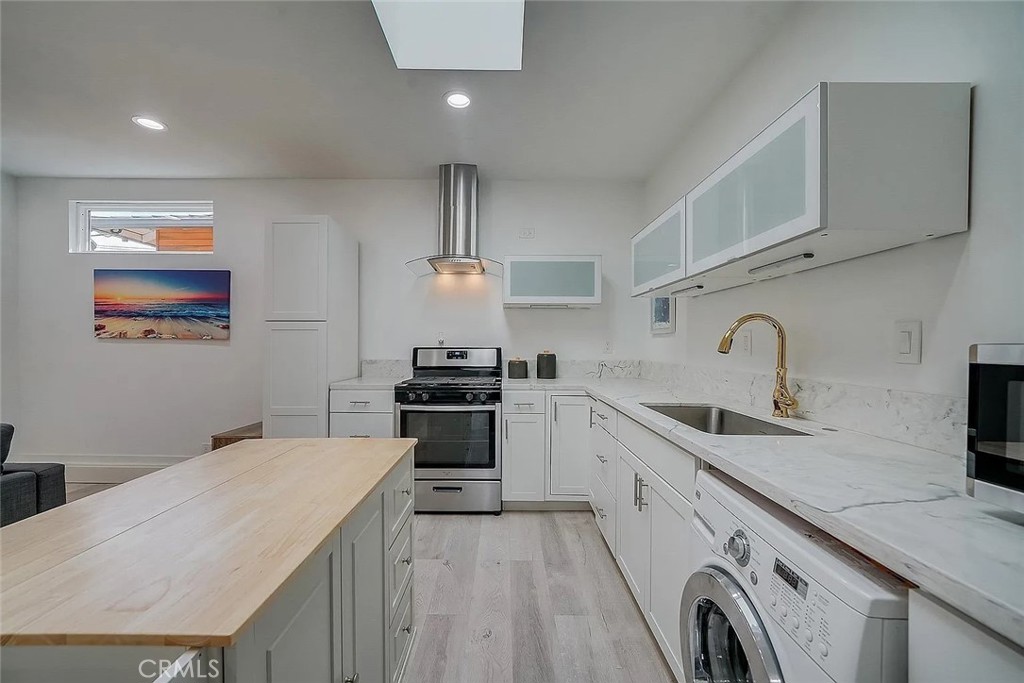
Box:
[640,403,811,437]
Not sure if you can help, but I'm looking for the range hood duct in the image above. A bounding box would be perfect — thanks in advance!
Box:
[407,163,503,276]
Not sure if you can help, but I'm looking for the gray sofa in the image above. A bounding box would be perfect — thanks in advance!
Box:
[1,424,67,526]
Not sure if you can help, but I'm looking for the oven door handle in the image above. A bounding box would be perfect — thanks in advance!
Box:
[398,404,498,413]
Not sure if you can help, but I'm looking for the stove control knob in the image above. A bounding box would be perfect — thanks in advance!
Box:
[466,392,475,402]
[789,617,800,630]
[406,392,416,402]
[477,392,488,402]
[421,392,430,401]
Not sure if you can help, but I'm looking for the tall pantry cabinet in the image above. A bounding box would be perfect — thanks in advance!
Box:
[264,216,359,437]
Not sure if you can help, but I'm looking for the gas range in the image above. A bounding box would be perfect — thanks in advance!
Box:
[394,348,502,405]
[395,376,501,405]
[394,347,503,513]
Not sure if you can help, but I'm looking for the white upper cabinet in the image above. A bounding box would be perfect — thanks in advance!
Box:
[633,82,971,298]
[686,87,821,277]
[630,197,686,296]
[503,255,602,308]
[265,217,331,321]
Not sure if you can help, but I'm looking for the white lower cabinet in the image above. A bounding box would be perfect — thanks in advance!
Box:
[388,582,415,683]
[340,486,387,683]
[502,411,546,501]
[330,412,394,438]
[616,443,653,609]
[646,474,693,680]
[909,591,1024,683]
[589,468,616,553]
[231,537,341,683]
[549,394,591,498]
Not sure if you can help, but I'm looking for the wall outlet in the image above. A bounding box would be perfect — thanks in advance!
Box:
[518,227,536,240]
[739,330,753,356]
[603,340,614,355]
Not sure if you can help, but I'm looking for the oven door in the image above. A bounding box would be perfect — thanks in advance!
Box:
[399,404,502,480]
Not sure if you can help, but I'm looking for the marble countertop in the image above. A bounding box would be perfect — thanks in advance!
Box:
[329,376,404,390]
[505,376,1024,646]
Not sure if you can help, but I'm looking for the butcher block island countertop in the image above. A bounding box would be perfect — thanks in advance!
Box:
[0,437,416,647]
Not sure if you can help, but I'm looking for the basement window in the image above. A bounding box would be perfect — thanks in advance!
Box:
[69,201,215,254]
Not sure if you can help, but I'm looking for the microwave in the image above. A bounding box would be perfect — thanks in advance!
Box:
[967,344,1024,512]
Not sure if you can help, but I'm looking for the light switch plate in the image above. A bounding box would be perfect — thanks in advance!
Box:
[894,320,922,364]
[518,227,536,240]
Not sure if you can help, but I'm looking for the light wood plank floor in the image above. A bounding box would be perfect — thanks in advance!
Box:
[66,483,117,502]
[407,511,675,683]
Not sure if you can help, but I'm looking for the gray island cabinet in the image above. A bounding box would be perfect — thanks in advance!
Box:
[0,438,416,683]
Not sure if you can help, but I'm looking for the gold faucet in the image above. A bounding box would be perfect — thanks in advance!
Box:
[717,313,798,418]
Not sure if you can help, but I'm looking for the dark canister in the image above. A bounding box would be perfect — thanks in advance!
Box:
[537,350,557,379]
[507,357,528,379]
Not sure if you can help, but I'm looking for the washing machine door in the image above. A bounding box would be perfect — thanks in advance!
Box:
[681,565,783,683]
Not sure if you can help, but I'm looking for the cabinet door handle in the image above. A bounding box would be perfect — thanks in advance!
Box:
[349,400,370,406]
[596,454,607,464]
[638,477,649,512]
[350,434,370,438]
[596,507,607,519]
[344,674,360,683]
[402,625,412,634]
[589,406,595,427]
[554,401,558,423]
[505,419,509,439]
[402,556,412,565]
[401,487,412,496]
[633,472,639,508]
[514,402,535,407]
[595,412,608,420]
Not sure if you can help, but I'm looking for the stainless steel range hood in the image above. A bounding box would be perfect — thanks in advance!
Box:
[407,163,503,277]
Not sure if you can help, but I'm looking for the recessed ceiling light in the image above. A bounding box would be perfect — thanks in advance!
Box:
[444,91,471,109]
[131,115,167,131]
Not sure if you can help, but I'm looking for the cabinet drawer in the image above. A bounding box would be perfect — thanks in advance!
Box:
[590,469,616,553]
[618,415,697,503]
[389,582,415,683]
[329,412,394,438]
[384,455,415,547]
[330,389,394,413]
[592,425,617,496]
[590,399,618,437]
[387,515,414,623]
[503,391,545,414]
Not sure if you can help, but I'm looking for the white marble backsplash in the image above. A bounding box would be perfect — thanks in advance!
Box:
[359,357,965,454]
[557,359,642,379]
[640,361,966,456]
[360,359,412,378]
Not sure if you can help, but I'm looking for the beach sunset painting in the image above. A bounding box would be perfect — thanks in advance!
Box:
[94,269,231,340]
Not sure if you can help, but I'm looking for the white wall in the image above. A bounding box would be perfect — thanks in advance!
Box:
[0,173,17,420]
[6,178,644,459]
[644,1,1024,398]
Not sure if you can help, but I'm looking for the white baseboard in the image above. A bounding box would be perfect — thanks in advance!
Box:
[7,453,191,484]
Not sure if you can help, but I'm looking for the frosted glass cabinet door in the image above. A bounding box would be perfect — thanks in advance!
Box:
[631,198,686,296]
[686,85,823,276]
[503,255,602,307]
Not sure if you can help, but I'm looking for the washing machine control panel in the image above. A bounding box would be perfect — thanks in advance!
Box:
[705,508,897,681]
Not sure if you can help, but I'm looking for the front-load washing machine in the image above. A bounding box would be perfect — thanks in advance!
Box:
[681,470,909,683]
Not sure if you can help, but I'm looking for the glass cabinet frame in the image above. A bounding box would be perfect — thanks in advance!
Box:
[630,197,687,297]
[685,85,824,277]
[502,254,602,308]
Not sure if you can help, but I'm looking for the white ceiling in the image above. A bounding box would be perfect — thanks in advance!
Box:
[1,1,794,180]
